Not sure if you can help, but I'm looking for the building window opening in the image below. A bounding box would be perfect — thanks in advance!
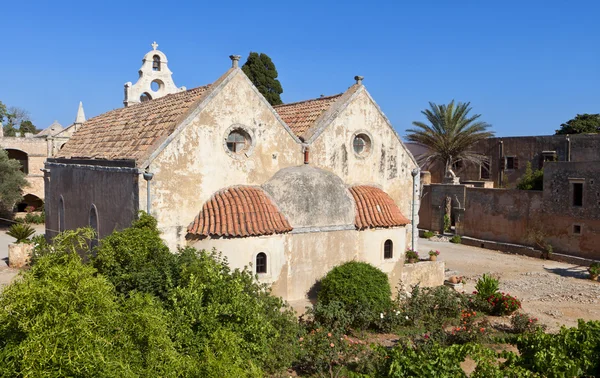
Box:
[6,149,28,174]
[140,93,152,102]
[573,224,582,234]
[505,156,516,170]
[480,160,491,180]
[573,182,583,207]
[226,129,250,153]
[89,205,99,250]
[256,252,267,274]
[384,239,393,259]
[152,55,161,71]
[58,197,65,232]
[352,133,371,156]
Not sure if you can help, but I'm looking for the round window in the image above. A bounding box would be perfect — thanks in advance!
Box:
[226,129,251,154]
[353,133,371,156]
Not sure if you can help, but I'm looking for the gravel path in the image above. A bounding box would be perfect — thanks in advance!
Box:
[419,238,600,332]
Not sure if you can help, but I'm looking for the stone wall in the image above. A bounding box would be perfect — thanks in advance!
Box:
[418,184,466,232]
[462,188,543,245]
[401,261,445,289]
[45,159,139,239]
[1,136,48,199]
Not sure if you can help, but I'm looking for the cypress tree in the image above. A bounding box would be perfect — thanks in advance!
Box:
[241,52,283,105]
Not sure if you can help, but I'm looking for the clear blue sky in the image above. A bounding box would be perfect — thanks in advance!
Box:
[1,0,598,137]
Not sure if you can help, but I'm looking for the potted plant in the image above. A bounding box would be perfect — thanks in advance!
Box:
[405,250,419,263]
[7,223,36,268]
[588,263,600,281]
[429,250,440,261]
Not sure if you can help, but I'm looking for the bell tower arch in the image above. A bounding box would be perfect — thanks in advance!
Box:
[123,42,186,107]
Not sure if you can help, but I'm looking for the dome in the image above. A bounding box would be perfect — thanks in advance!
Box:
[262,165,355,229]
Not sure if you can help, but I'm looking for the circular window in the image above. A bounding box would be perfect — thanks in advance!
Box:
[353,133,372,156]
[226,129,251,154]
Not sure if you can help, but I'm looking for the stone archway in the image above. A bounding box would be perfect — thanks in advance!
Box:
[16,194,44,212]
[5,148,29,174]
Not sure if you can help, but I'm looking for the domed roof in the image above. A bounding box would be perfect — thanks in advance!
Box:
[262,165,355,229]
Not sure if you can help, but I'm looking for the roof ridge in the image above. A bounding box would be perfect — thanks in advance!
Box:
[273,93,343,108]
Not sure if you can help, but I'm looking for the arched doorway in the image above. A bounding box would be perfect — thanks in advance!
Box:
[16,194,44,212]
[5,148,28,174]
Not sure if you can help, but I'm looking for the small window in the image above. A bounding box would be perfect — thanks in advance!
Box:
[573,224,582,234]
[573,182,583,207]
[152,55,161,71]
[480,160,491,180]
[256,252,267,274]
[352,133,371,156]
[384,240,393,259]
[505,157,515,170]
[226,129,250,153]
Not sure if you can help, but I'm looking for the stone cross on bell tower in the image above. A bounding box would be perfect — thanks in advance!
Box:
[123,42,186,107]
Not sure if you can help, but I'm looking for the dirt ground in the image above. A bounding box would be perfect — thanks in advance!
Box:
[419,238,600,332]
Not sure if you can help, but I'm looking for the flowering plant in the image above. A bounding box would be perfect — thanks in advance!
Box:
[487,292,521,315]
[405,250,419,261]
[428,250,440,256]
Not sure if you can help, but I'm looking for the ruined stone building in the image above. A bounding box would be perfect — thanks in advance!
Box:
[408,134,600,187]
[45,44,421,302]
[0,103,85,210]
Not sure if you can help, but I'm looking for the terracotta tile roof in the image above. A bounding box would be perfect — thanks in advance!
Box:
[349,185,410,229]
[187,186,293,238]
[57,85,211,161]
[273,94,342,140]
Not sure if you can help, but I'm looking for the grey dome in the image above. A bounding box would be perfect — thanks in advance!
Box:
[262,165,355,229]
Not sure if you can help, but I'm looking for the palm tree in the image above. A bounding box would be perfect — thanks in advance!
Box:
[406,100,494,175]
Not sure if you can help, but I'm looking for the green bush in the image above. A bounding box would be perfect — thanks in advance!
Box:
[24,212,44,224]
[511,312,545,334]
[317,261,391,330]
[0,251,190,377]
[488,292,521,315]
[422,231,435,239]
[6,223,35,243]
[403,285,466,331]
[475,273,499,299]
[450,235,462,244]
[517,162,544,191]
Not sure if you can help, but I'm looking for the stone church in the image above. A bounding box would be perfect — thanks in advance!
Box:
[46,43,420,302]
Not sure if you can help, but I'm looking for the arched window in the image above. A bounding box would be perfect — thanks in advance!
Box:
[58,196,65,232]
[140,93,152,102]
[256,252,267,274]
[6,149,28,174]
[384,239,393,259]
[89,204,99,250]
[152,55,161,71]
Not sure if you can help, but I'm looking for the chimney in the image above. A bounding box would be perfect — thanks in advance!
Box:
[320,94,325,98]
[229,55,241,68]
[303,146,310,164]
[354,75,364,85]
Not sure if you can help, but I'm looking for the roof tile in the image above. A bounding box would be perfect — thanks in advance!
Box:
[349,185,410,229]
[273,94,342,140]
[188,186,293,238]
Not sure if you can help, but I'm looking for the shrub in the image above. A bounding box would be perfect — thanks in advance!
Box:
[511,312,545,334]
[488,292,521,315]
[405,249,419,262]
[317,261,391,330]
[423,231,435,239]
[443,214,451,232]
[6,223,35,243]
[588,262,600,277]
[447,310,489,344]
[24,212,44,224]
[0,251,190,377]
[449,235,462,244]
[475,273,499,299]
[403,285,466,331]
[517,162,543,191]
[429,249,440,257]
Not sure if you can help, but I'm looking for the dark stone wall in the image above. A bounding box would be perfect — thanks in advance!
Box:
[44,161,139,240]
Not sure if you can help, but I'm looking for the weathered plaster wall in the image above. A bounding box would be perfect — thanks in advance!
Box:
[149,71,302,249]
[308,89,419,250]
[542,162,600,258]
[462,188,543,245]
[418,184,467,232]
[45,160,139,240]
[191,227,407,302]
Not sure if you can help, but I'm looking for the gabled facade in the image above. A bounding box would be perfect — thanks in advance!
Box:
[46,47,420,302]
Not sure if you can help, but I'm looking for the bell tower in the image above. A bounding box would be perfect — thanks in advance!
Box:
[123,42,186,107]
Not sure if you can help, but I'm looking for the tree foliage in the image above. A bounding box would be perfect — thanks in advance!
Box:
[517,162,544,191]
[406,100,494,174]
[242,52,284,105]
[0,148,27,214]
[555,113,600,135]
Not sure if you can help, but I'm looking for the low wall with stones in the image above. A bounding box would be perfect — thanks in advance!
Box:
[401,260,445,289]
